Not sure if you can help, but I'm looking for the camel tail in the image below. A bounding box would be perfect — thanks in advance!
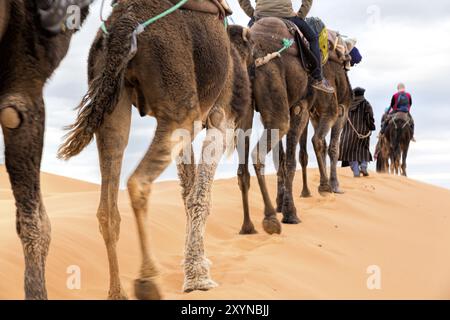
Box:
[58,19,136,160]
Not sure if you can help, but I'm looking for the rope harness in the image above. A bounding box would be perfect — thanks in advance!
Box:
[254,38,295,67]
[101,0,189,36]
[391,112,411,130]
[100,0,230,57]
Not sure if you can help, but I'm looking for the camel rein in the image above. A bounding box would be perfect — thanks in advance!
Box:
[391,113,411,130]
[347,116,372,139]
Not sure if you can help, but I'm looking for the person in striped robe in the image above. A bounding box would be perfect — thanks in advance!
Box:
[339,87,376,177]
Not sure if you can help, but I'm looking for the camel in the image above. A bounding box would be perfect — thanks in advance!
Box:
[384,113,412,176]
[58,0,252,299]
[0,0,91,299]
[276,47,353,222]
[236,17,314,234]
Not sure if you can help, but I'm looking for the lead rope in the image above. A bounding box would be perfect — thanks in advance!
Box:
[347,116,372,139]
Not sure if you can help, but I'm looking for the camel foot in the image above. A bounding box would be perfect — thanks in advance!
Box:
[239,222,258,235]
[134,278,162,300]
[108,288,128,300]
[281,213,301,224]
[184,278,218,293]
[282,203,301,224]
[301,189,312,198]
[331,183,345,194]
[262,216,282,235]
[318,184,333,195]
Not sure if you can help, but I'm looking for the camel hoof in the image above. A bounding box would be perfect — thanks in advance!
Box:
[239,223,258,235]
[318,184,333,195]
[282,213,301,224]
[301,189,312,198]
[263,216,282,235]
[108,288,128,300]
[134,278,162,300]
[184,278,218,293]
[332,187,345,194]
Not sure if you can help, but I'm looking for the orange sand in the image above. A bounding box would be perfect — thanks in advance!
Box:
[1,165,450,300]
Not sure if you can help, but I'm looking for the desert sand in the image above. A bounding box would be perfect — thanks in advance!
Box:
[1,164,450,300]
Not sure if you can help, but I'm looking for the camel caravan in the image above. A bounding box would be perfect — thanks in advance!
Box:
[0,0,413,300]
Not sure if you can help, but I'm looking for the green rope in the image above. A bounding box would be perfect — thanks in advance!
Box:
[101,0,189,35]
[278,38,294,54]
[141,0,189,29]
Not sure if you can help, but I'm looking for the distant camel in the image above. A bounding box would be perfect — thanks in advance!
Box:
[385,113,412,176]
[276,47,353,222]
[58,0,252,299]
[236,17,314,233]
[0,0,91,299]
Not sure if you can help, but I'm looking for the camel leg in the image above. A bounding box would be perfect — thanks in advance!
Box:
[183,108,233,292]
[177,144,196,256]
[329,116,346,194]
[299,121,312,198]
[275,141,286,213]
[237,110,257,234]
[128,119,193,300]
[390,151,396,175]
[311,117,332,194]
[95,90,132,300]
[251,124,286,235]
[2,95,50,299]
[177,144,196,205]
[281,109,308,224]
[401,144,409,177]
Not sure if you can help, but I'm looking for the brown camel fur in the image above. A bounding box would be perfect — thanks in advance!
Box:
[376,133,390,173]
[276,54,353,222]
[0,0,90,299]
[236,17,312,234]
[385,114,411,176]
[58,0,251,299]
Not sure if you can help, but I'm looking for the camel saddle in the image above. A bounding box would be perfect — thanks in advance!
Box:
[171,0,233,17]
[328,29,356,68]
[250,17,317,72]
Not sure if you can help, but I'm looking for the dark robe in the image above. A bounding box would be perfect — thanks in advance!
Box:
[339,96,376,166]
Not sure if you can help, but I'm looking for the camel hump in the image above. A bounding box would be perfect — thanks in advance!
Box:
[250,17,299,56]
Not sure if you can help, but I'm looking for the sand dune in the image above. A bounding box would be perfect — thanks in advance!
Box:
[1,164,450,300]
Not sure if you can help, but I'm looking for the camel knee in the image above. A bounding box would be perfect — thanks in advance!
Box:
[0,106,21,129]
[237,165,250,191]
[127,175,151,214]
[0,94,31,129]
[97,206,121,244]
[312,136,322,151]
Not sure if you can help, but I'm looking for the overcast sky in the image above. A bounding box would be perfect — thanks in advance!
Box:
[1,0,450,189]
